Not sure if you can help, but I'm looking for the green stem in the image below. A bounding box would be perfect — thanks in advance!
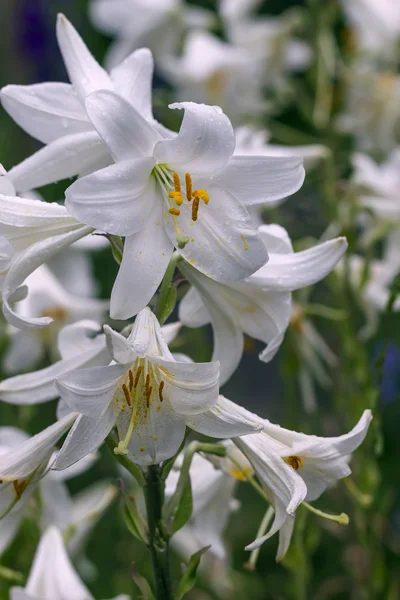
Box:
[154,251,181,325]
[144,465,173,600]
[246,506,274,570]
[105,433,146,487]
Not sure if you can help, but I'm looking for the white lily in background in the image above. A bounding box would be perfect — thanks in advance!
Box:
[53,308,258,470]
[230,407,372,559]
[1,14,158,192]
[10,526,129,600]
[65,91,304,318]
[0,321,110,404]
[162,30,265,124]
[219,0,263,22]
[179,224,348,384]
[89,0,214,69]
[4,267,108,373]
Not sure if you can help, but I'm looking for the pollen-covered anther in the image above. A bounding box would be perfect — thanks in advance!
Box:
[169,207,180,216]
[193,189,210,205]
[128,369,134,392]
[122,383,132,406]
[168,191,183,206]
[173,172,181,193]
[159,380,164,402]
[284,455,304,470]
[185,173,192,201]
[134,365,143,388]
[192,196,200,221]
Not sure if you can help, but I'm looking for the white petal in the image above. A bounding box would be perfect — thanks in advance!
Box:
[0,83,89,144]
[0,194,68,227]
[0,236,13,272]
[213,155,305,206]
[89,0,136,34]
[39,478,73,531]
[57,321,106,360]
[56,14,113,101]
[186,395,263,437]
[161,321,182,345]
[56,363,125,417]
[0,413,77,481]
[325,410,373,455]
[153,102,235,174]
[103,325,136,365]
[276,515,295,562]
[65,158,156,236]
[0,511,23,556]
[250,236,348,291]
[8,131,110,192]
[164,185,268,282]
[178,286,210,327]
[152,357,220,415]
[111,48,154,120]
[110,204,174,319]
[85,89,160,161]
[253,223,293,254]
[4,330,44,374]
[53,406,115,471]
[2,225,93,329]
[0,166,16,195]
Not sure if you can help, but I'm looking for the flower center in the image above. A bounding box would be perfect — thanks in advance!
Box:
[153,166,210,249]
[284,455,304,470]
[113,358,165,456]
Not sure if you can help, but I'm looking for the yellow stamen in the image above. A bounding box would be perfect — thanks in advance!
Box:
[173,172,181,193]
[146,387,152,408]
[145,373,151,394]
[159,381,164,402]
[168,191,183,205]
[122,383,132,406]
[134,365,143,388]
[169,207,180,216]
[284,455,304,470]
[185,173,192,201]
[192,189,210,204]
[192,196,200,221]
[128,369,134,392]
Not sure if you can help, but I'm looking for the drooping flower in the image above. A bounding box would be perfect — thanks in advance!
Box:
[10,526,129,600]
[1,14,158,192]
[65,91,305,318]
[53,308,258,469]
[89,0,214,69]
[179,224,348,384]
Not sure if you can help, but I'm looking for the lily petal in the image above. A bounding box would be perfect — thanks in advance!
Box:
[103,325,134,364]
[56,13,113,101]
[65,158,156,236]
[213,155,305,206]
[0,82,89,144]
[153,102,235,174]
[110,203,174,319]
[111,48,154,120]
[186,395,263,437]
[0,194,68,227]
[178,286,210,327]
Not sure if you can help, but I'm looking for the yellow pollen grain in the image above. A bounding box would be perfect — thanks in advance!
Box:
[173,172,181,193]
[193,189,209,204]
[153,436,158,441]
[168,191,183,205]
[192,196,200,221]
[140,447,145,452]
[134,366,143,388]
[122,384,131,406]
[159,381,164,402]
[284,455,304,470]
[229,467,251,481]
[128,369,134,391]
[185,173,192,201]
[169,207,180,216]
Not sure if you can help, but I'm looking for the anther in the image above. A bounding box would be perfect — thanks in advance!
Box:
[134,366,143,388]
[159,381,164,402]
[173,172,181,193]
[284,455,304,470]
[146,387,153,408]
[192,196,200,221]
[169,207,180,216]
[168,191,183,205]
[122,384,132,406]
[185,173,192,201]
[145,373,151,394]
[193,189,210,204]
[128,369,134,392]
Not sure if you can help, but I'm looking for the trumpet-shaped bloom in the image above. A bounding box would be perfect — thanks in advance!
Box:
[53,309,258,469]
[229,406,372,558]
[179,224,348,384]
[10,526,129,600]
[89,0,214,69]
[65,91,304,318]
[0,321,110,405]
[1,15,157,192]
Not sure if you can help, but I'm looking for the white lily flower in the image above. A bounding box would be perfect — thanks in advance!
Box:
[4,266,108,373]
[89,0,214,69]
[65,92,304,319]
[10,526,129,600]
[219,0,263,21]
[0,321,110,405]
[230,407,372,558]
[53,308,258,470]
[1,14,157,192]
[179,224,348,384]
[162,30,266,124]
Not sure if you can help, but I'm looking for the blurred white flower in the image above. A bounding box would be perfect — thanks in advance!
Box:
[10,526,129,600]
[66,93,304,318]
[53,309,257,470]
[89,0,214,69]
[1,15,157,192]
[179,224,348,384]
[0,320,109,404]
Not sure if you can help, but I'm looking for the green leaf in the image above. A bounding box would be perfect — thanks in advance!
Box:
[158,283,177,327]
[167,478,193,536]
[175,546,210,600]
[122,490,148,544]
